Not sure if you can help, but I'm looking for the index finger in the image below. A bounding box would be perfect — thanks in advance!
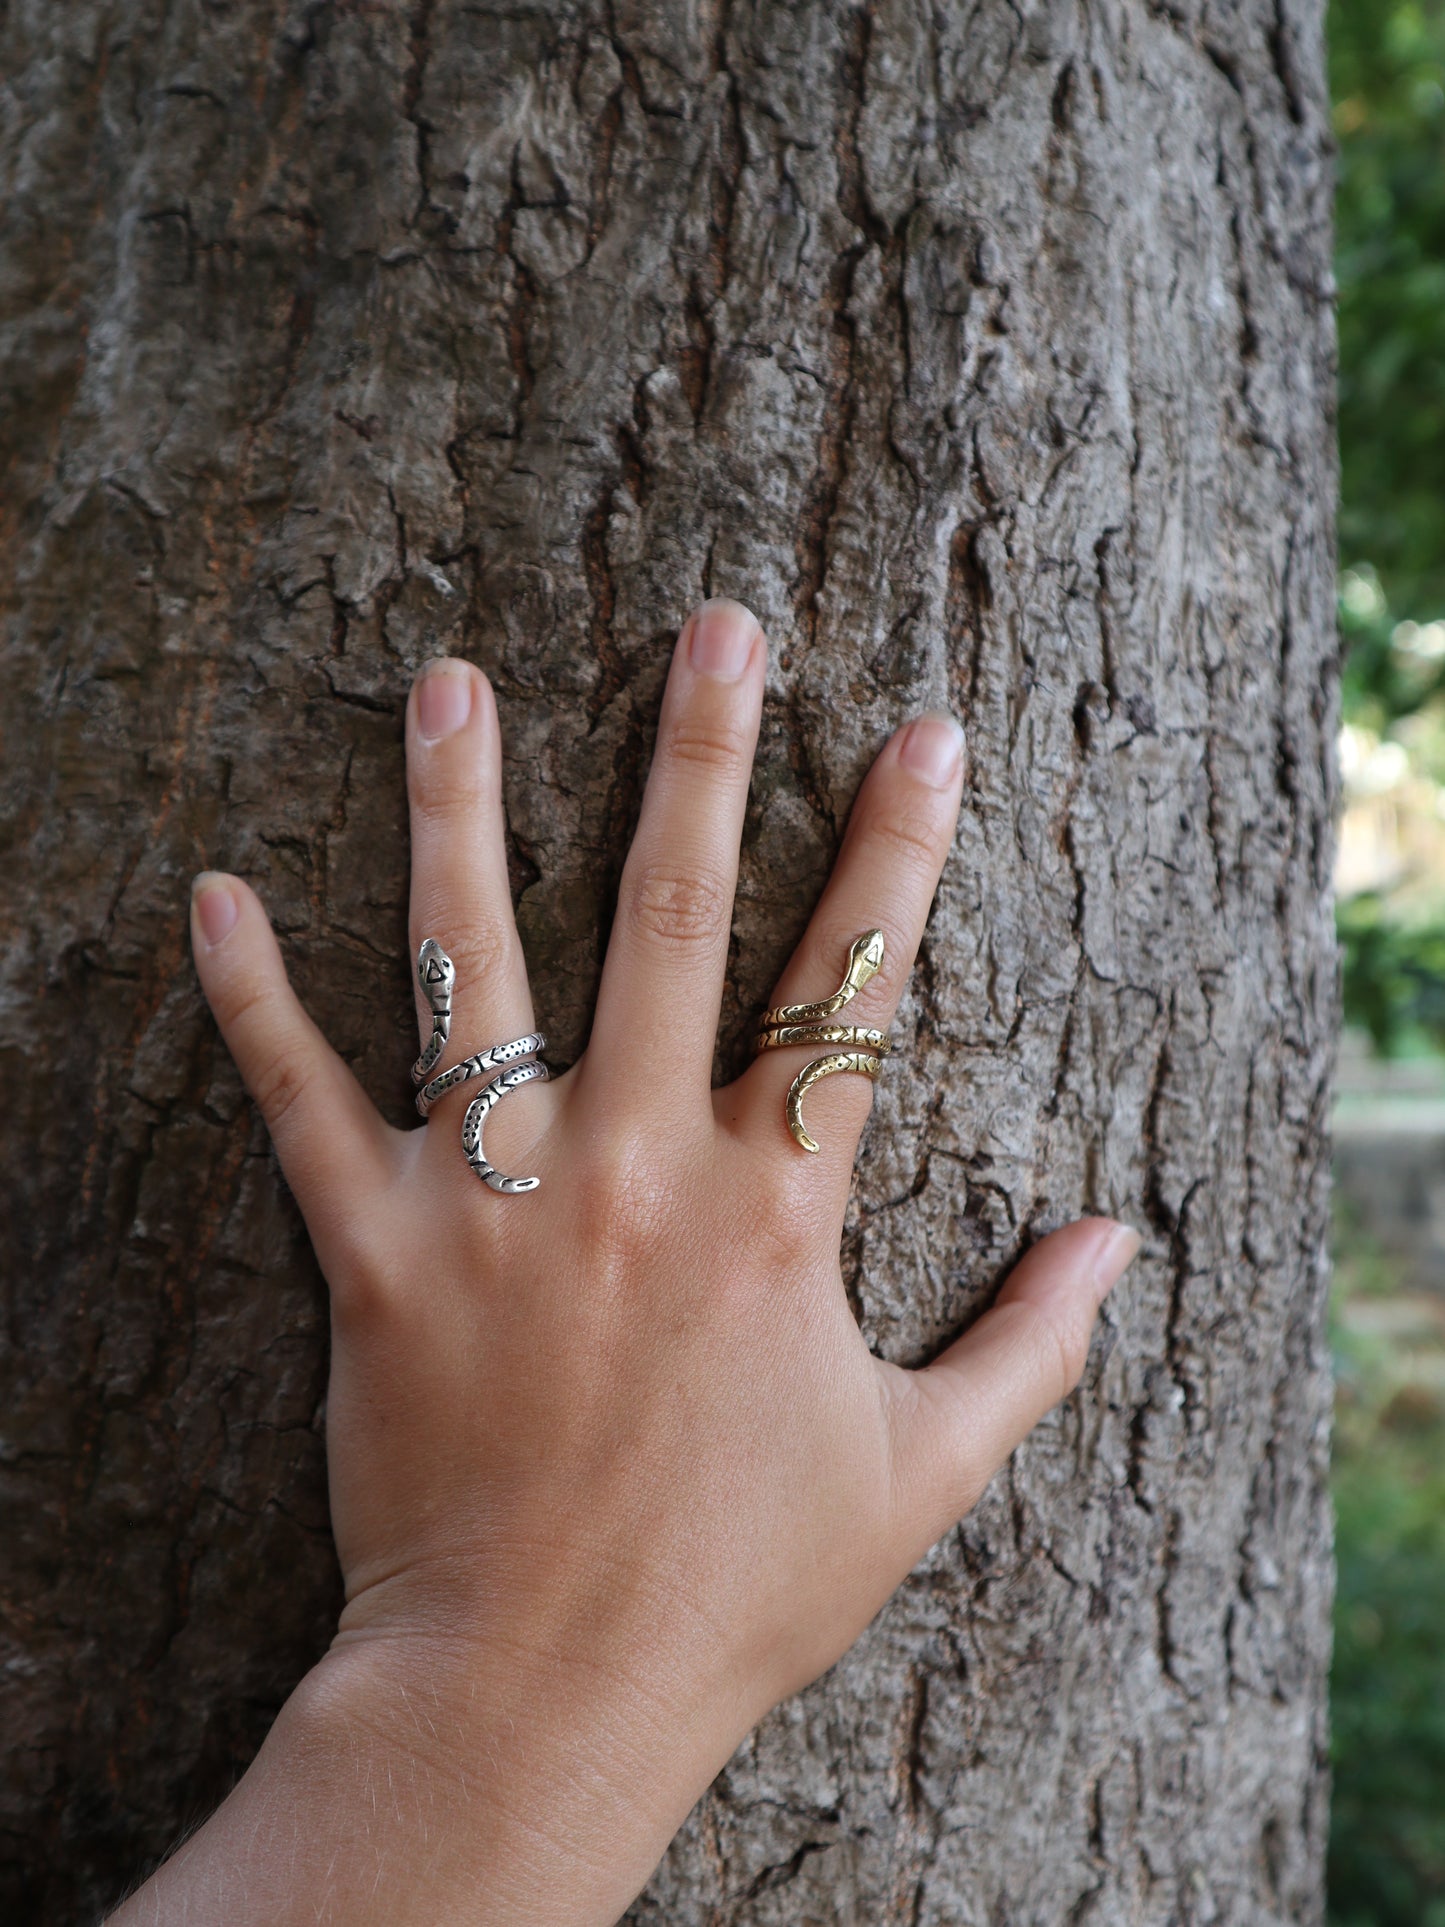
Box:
[190,872,399,1268]
[729,712,965,1176]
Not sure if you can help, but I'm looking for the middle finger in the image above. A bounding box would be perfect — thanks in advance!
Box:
[585,599,765,1111]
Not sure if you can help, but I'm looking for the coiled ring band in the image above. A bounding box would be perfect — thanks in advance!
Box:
[753,928,899,1154]
[411,937,548,1193]
[415,1033,548,1118]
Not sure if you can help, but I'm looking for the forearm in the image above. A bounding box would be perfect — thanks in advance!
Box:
[111,1636,736,1927]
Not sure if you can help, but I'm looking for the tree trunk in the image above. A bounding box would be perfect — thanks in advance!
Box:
[0,2,1336,1921]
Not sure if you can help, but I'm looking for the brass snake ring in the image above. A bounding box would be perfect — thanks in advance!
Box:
[754,929,896,1152]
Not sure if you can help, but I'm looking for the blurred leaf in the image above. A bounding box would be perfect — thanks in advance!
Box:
[1321,8,1445,1919]
[1338,895,1445,1055]
[1328,1209,1445,1924]
[1334,0,1445,628]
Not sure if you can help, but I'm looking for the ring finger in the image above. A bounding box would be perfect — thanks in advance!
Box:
[729,710,964,1181]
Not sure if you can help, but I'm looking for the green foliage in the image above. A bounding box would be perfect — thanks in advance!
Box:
[1338,895,1445,1054]
[1325,8,1445,1919]
[1338,564,1445,733]
[1332,0,1445,1058]
[1328,1217,1445,1925]
[1334,0,1445,645]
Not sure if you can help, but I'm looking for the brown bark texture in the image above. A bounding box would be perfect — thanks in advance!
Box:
[0,1,1337,1921]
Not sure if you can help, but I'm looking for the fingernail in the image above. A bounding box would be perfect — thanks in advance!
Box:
[687,598,760,681]
[899,712,965,788]
[1090,1221,1141,1302]
[192,872,239,947]
[416,659,473,741]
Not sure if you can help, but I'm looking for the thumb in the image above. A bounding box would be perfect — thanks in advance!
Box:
[190,872,397,1254]
[886,1217,1140,1555]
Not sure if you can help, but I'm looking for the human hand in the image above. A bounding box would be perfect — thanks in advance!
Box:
[125,599,1137,1926]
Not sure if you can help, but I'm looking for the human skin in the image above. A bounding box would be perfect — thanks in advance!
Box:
[111,598,1139,1926]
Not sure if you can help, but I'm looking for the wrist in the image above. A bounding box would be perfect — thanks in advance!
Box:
[302,1616,744,1923]
[113,1611,749,1927]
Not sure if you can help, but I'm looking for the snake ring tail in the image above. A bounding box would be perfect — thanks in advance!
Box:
[754,929,898,1153]
[461,1061,549,1193]
[412,938,548,1192]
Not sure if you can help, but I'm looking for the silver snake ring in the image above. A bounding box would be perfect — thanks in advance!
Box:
[411,937,548,1194]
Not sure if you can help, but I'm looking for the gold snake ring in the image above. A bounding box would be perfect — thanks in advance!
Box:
[754,929,896,1152]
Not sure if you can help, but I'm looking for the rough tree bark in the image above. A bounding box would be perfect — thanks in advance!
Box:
[0,1,1336,1921]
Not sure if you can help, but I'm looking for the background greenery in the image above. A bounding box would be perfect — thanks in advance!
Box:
[1330,2,1445,1918]
[1336,0,1445,664]
[1328,1214,1445,1925]
[1334,0,1445,1059]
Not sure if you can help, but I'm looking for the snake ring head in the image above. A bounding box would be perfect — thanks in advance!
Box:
[417,938,456,1019]
[844,929,886,998]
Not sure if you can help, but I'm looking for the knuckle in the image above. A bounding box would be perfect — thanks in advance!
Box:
[1016,1300,1090,1405]
[328,1229,409,1326]
[249,1042,316,1135]
[898,1374,989,1527]
[570,1138,671,1268]
[408,757,490,827]
[869,801,946,873]
[410,785,486,836]
[412,923,510,996]
[214,973,265,1038]
[768,1132,851,1222]
[662,713,751,776]
[218,977,319,1136]
[751,1185,817,1272]
[625,863,729,950]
